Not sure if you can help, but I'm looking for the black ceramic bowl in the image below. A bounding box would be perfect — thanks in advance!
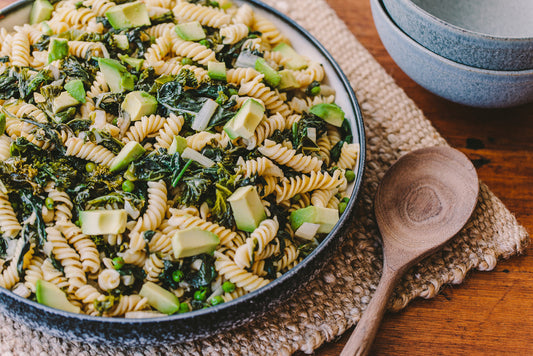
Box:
[0,0,365,345]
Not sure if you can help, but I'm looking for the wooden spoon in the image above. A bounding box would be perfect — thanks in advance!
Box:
[341,146,479,356]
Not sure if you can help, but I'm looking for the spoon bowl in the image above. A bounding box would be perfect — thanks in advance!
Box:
[341,146,479,356]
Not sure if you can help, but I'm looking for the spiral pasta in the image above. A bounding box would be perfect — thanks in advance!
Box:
[65,137,116,167]
[123,114,166,143]
[98,268,121,291]
[130,180,167,250]
[172,2,231,28]
[144,253,165,282]
[233,218,279,269]
[258,139,323,173]
[336,142,360,170]
[236,156,283,178]
[238,77,291,117]
[252,14,290,46]
[0,191,21,238]
[274,169,346,203]
[220,24,249,45]
[214,252,270,293]
[274,244,299,272]
[170,36,216,66]
[57,221,100,275]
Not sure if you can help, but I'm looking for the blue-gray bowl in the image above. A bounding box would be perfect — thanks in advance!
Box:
[382,0,533,71]
[372,0,533,108]
[0,0,366,346]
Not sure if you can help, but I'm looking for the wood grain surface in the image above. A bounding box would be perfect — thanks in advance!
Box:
[318,0,533,355]
[0,0,530,354]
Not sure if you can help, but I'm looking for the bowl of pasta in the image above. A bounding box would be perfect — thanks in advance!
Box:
[0,0,365,345]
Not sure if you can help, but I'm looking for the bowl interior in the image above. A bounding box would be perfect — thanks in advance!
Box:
[412,0,533,38]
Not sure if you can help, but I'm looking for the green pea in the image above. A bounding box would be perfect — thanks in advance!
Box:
[338,202,348,214]
[222,281,235,293]
[172,270,184,283]
[112,256,124,270]
[181,57,193,65]
[178,302,190,313]
[85,162,96,173]
[210,295,224,306]
[122,180,135,193]
[345,169,356,183]
[228,88,238,96]
[199,39,210,48]
[112,117,118,125]
[310,85,321,96]
[44,197,54,210]
[194,288,207,301]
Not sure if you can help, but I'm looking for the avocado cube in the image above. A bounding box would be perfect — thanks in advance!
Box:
[223,118,239,140]
[48,37,69,63]
[175,21,206,41]
[290,206,339,234]
[117,54,144,71]
[79,209,128,235]
[98,58,135,93]
[227,98,265,140]
[227,186,266,232]
[309,103,345,127]
[278,70,300,90]
[272,43,308,70]
[52,91,80,114]
[113,34,129,50]
[105,2,151,30]
[255,58,281,87]
[36,280,81,314]
[172,227,220,258]
[110,141,146,172]
[64,79,86,103]
[121,91,158,121]
[208,61,227,81]
[30,0,53,25]
[139,282,180,315]
[168,135,188,155]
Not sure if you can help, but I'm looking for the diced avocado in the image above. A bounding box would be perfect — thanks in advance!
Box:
[255,58,281,87]
[121,90,158,121]
[175,21,206,41]
[223,118,239,140]
[139,281,180,315]
[290,206,339,234]
[168,135,187,155]
[36,280,81,314]
[117,54,144,71]
[41,22,53,36]
[52,91,80,114]
[105,1,151,30]
[208,61,227,81]
[218,0,232,10]
[226,98,265,139]
[309,103,345,127]
[79,209,128,235]
[48,37,68,63]
[227,186,266,232]
[110,141,146,172]
[30,0,54,25]
[272,43,308,70]
[64,79,86,103]
[113,34,129,51]
[98,58,135,93]
[172,227,220,258]
[278,70,300,90]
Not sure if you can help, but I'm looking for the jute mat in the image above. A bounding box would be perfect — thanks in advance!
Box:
[0,0,529,354]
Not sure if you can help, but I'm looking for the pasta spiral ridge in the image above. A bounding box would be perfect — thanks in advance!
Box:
[274,169,346,203]
[233,218,279,269]
[65,137,116,167]
[154,113,185,149]
[23,255,44,293]
[336,142,359,170]
[168,213,237,247]
[236,156,283,178]
[57,221,100,275]
[172,2,231,28]
[258,139,323,173]
[123,114,166,143]
[0,191,22,238]
[214,252,270,293]
[41,258,69,290]
[274,244,299,272]
[170,36,216,65]
[144,253,164,282]
[220,23,249,45]
[238,78,291,117]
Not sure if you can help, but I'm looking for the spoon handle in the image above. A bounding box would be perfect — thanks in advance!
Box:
[340,265,401,356]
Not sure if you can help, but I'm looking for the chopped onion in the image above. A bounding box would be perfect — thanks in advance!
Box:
[294,222,321,240]
[48,65,60,80]
[182,147,215,168]
[124,199,140,219]
[235,51,260,68]
[191,258,203,271]
[121,274,135,286]
[306,127,317,143]
[33,92,46,103]
[191,99,219,131]
[92,110,106,128]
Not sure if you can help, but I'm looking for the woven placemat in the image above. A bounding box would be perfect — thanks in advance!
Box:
[1,0,529,354]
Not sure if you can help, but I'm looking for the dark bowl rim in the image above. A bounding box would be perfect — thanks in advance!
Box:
[386,0,533,42]
[376,0,533,77]
[0,0,366,328]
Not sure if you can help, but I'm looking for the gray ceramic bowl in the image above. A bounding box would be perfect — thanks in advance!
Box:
[372,0,533,108]
[382,0,533,71]
[0,0,365,346]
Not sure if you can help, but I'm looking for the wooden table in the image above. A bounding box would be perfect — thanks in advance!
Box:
[316,0,533,355]
[0,0,530,354]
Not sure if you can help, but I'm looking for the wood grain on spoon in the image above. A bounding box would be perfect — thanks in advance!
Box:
[341,146,479,356]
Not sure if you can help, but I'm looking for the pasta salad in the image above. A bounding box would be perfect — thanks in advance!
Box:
[0,0,359,317]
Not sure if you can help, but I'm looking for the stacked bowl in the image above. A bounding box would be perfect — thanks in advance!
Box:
[371,0,533,108]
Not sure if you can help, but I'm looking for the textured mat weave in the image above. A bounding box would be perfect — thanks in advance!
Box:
[0,0,529,354]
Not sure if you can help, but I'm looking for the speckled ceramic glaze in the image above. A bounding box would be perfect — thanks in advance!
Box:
[372,0,533,108]
[382,0,533,71]
[0,0,366,346]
